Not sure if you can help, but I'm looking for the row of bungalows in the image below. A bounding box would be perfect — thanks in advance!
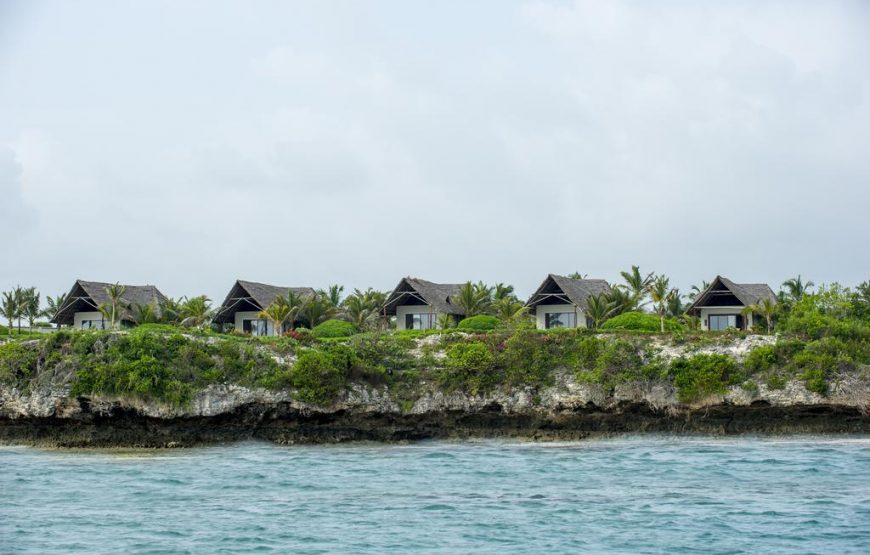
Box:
[50,275,778,334]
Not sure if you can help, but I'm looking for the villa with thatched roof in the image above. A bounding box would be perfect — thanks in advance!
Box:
[525,274,612,329]
[211,280,315,336]
[382,277,465,330]
[51,280,167,329]
[685,275,778,331]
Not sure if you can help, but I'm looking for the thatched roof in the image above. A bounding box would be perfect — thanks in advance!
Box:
[382,277,465,316]
[51,280,167,325]
[686,275,778,314]
[212,280,316,324]
[524,274,612,311]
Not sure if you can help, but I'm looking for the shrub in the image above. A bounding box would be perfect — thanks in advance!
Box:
[499,328,553,388]
[439,342,498,394]
[457,315,501,332]
[669,353,742,403]
[744,345,778,373]
[600,312,685,333]
[0,325,8,336]
[312,319,358,339]
[0,342,39,386]
[289,346,355,404]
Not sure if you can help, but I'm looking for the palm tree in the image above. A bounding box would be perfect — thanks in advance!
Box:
[41,293,67,328]
[782,275,814,302]
[180,295,214,327]
[22,287,40,330]
[492,283,515,302]
[319,285,344,308]
[741,297,779,333]
[568,272,588,279]
[454,281,492,317]
[1,290,18,332]
[493,296,527,321]
[603,287,637,315]
[11,285,25,332]
[585,293,617,329]
[301,292,338,329]
[284,290,309,330]
[436,312,455,329]
[103,283,127,330]
[647,274,677,333]
[129,303,159,324]
[159,297,184,324]
[341,288,387,330]
[258,298,293,336]
[620,265,653,308]
[666,288,684,317]
[688,281,710,302]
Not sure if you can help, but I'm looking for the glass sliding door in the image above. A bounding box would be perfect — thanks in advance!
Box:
[545,312,576,329]
[708,314,738,330]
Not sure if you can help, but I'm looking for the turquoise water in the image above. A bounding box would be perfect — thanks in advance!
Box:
[2,437,870,554]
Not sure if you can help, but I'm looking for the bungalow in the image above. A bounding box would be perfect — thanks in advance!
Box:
[524,274,612,329]
[382,277,465,330]
[685,275,778,331]
[50,279,167,329]
[211,279,315,336]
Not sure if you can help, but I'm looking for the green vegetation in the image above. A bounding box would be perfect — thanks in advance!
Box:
[312,319,358,338]
[457,315,501,332]
[600,311,684,333]
[669,354,743,403]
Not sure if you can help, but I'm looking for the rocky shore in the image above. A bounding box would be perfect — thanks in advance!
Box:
[3,374,869,447]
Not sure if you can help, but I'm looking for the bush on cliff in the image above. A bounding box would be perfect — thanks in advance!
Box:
[498,328,553,388]
[669,353,743,403]
[600,311,685,333]
[312,319,358,339]
[457,315,501,332]
[289,345,356,404]
[0,341,39,386]
[439,342,498,394]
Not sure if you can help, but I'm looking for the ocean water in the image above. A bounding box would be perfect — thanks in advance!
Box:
[2,437,869,554]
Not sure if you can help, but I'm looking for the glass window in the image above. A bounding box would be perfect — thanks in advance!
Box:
[545,312,576,329]
[708,314,738,331]
[80,320,106,330]
[243,319,270,336]
[405,313,436,330]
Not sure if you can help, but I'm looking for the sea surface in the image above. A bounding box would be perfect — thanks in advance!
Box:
[2,437,870,554]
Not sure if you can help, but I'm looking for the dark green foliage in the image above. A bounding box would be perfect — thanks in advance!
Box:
[600,311,685,332]
[0,342,39,385]
[288,346,355,404]
[498,328,553,388]
[312,319,358,339]
[457,315,501,332]
[439,342,497,394]
[744,345,778,373]
[669,354,743,403]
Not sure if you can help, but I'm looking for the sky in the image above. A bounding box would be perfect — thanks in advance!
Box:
[1,0,869,303]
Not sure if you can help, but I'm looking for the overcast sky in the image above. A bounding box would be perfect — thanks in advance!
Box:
[1,0,868,303]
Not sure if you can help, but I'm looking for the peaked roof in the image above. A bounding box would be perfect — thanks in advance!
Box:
[686,275,778,313]
[524,274,612,311]
[51,279,167,324]
[212,280,316,323]
[382,277,465,315]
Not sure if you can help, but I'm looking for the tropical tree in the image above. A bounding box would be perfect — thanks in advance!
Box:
[585,293,617,329]
[129,303,159,324]
[568,272,588,279]
[41,293,67,328]
[319,285,344,308]
[341,288,388,330]
[102,283,127,330]
[258,297,293,335]
[602,287,637,316]
[284,290,309,331]
[781,275,814,303]
[301,292,338,329]
[620,265,654,308]
[436,312,455,329]
[741,297,779,333]
[688,281,710,302]
[22,287,41,329]
[454,281,492,317]
[180,295,214,327]
[158,297,184,324]
[493,296,527,322]
[11,285,25,332]
[492,283,515,302]
[1,290,18,332]
[666,288,684,317]
[647,275,677,333]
